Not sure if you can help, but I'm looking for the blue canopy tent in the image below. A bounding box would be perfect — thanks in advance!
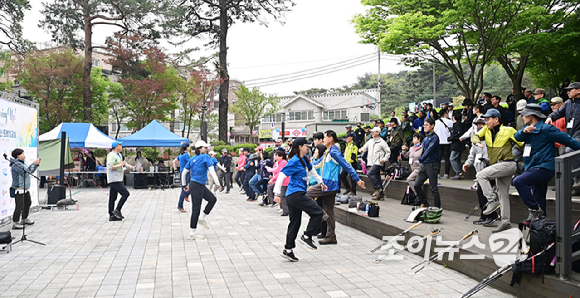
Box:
[117,120,189,147]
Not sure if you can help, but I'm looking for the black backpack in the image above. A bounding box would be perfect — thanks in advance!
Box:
[511,218,557,285]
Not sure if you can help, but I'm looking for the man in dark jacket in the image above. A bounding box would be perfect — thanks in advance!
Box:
[413,118,441,208]
[388,118,405,163]
[491,95,509,125]
[219,149,232,193]
[354,122,365,148]
[481,92,493,114]
[462,98,475,132]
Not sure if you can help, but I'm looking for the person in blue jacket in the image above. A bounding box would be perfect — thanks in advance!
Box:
[309,130,366,245]
[513,104,580,222]
[274,137,326,262]
[413,111,426,134]
[174,142,191,212]
[413,117,442,207]
[181,140,221,240]
[242,148,257,201]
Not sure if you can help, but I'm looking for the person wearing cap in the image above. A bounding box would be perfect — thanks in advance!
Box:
[388,117,405,163]
[447,103,454,119]
[473,108,523,233]
[181,140,221,240]
[273,137,326,261]
[340,131,359,196]
[107,141,135,221]
[515,99,528,131]
[546,82,580,193]
[506,88,517,117]
[273,139,283,151]
[413,118,442,207]
[560,78,571,101]
[550,97,567,156]
[345,125,353,134]
[513,104,580,222]
[413,111,426,134]
[377,119,389,142]
[173,142,191,212]
[359,126,390,199]
[354,123,365,148]
[218,148,232,194]
[529,88,551,116]
[462,118,498,226]
[309,130,365,245]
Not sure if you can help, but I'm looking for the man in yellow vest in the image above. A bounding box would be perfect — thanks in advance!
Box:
[341,131,359,195]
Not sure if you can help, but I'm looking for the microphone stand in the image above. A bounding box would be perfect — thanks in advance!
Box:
[4,155,45,246]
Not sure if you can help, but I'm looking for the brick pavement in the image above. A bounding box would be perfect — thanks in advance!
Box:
[0,187,515,298]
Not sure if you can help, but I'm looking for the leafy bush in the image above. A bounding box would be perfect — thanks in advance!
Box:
[264,147,274,154]
[233,143,258,153]
[211,140,227,146]
[142,147,160,162]
[214,145,234,156]
[164,148,174,156]
[93,148,107,157]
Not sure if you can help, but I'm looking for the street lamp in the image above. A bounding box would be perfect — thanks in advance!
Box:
[201,104,208,142]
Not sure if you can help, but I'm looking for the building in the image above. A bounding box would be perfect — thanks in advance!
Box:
[259,89,380,140]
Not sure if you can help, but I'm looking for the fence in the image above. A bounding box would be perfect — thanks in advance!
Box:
[554,150,580,280]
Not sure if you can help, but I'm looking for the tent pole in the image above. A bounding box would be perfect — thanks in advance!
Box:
[59,132,66,186]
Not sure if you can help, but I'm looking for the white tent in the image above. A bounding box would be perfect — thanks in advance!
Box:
[39,123,115,148]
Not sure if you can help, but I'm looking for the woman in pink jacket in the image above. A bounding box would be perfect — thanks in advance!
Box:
[267,150,290,216]
[235,149,246,192]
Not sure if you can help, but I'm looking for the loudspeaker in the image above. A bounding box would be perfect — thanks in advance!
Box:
[47,185,66,205]
[134,174,148,189]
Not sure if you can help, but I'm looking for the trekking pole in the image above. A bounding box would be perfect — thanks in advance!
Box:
[368,221,423,255]
[464,205,479,221]
[411,229,478,274]
[374,228,443,264]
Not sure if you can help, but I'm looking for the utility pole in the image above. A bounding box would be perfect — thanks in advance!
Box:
[377,48,381,117]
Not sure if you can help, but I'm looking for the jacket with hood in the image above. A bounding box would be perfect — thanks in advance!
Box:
[10,158,39,189]
[359,137,390,166]
[313,144,360,192]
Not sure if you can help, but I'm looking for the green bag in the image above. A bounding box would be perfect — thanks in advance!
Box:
[419,207,443,223]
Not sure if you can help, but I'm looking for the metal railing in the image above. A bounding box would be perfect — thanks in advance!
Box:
[554,150,580,280]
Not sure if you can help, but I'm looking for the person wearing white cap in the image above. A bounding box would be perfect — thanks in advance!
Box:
[359,126,390,199]
[182,140,221,240]
[107,141,136,221]
[207,151,221,193]
[515,99,528,131]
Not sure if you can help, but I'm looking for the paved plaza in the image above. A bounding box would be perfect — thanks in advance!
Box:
[0,187,515,298]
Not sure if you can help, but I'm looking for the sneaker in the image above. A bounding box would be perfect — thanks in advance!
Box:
[188,233,205,240]
[277,209,283,213]
[482,217,498,227]
[450,175,463,180]
[240,191,246,195]
[299,235,317,250]
[178,207,186,212]
[492,222,511,233]
[482,200,501,215]
[374,193,385,200]
[109,216,121,222]
[319,236,337,245]
[371,189,380,198]
[113,210,124,219]
[258,202,267,207]
[281,213,288,217]
[219,188,224,192]
[317,234,326,239]
[198,219,209,229]
[282,250,299,262]
[23,218,35,225]
[185,197,190,202]
[270,203,278,208]
[472,218,485,225]
[442,174,449,179]
[12,222,24,229]
[526,208,543,222]
[225,191,230,194]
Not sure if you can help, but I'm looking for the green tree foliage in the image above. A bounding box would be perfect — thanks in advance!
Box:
[0,0,31,52]
[231,85,280,143]
[39,0,163,122]
[353,0,522,101]
[0,49,13,91]
[164,0,296,142]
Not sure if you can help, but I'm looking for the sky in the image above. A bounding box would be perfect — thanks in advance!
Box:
[21,0,412,97]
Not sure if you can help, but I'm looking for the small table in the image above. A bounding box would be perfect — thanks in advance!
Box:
[65,171,106,188]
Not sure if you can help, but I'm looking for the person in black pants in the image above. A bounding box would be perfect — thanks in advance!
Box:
[9,148,40,229]
[242,147,256,201]
[274,137,326,262]
[106,141,136,221]
[218,149,232,193]
[413,118,442,208]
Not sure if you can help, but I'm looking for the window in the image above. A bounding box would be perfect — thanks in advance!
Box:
[263,113,284,123]
[213,101,219,109]
[360,113,370,122]
[288,110,314,121]
[323,110,347,120]
[92,59,99,67]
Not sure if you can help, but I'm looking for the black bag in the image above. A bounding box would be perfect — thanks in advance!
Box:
[401,186,415,205]
[511,218,557,285]
[335,194,349,204]
[9,187,15,198]
[348,196,362,208]
[368,203,380,217]
[0,231,12,244]
[358,200,371,211]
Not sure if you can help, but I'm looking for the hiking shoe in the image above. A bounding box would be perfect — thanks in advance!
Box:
[12,222,24,229]
[451,174,463,180]
[299,235,317,250]
[482,217,498,227]
[198,219,209,229]
[526,208,543,222]
[483,200,501,215]
[472,218,485,225]
[492,222,511,233]
[108,216,121,222]
[113,210,124,219]
[319,236,337,245]
[178,207,186,213]
[371,189,380,198]
[188,233,205,240]
[374,193,385,200]
[282,250,299,262]
[23,218,35,225]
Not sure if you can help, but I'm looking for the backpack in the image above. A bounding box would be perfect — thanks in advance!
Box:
[405,207,442,223]
[511,218,557,285]
[348,195,362,208]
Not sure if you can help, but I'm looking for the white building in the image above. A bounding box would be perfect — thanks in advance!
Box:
[259,89,380,139]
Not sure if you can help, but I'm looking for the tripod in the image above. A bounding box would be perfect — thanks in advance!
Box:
[4,154,45,246]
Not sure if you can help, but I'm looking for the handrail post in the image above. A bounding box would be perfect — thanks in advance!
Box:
[555,154,573,280]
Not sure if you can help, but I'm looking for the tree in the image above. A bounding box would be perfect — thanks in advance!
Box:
[353,0,522,101]
[106,33,177,130]
[17,49,83,132]
[0,0,31,52]
[231,85,280,143]
[165,0,295,142]
[0,49,14,91]
[39,0,162,122]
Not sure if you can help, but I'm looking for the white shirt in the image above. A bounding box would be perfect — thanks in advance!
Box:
[434,118,453,145]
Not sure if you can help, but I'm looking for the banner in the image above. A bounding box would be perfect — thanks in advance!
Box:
[268,128,308,139]
[0,97,39,221]
[258,130,272,139]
